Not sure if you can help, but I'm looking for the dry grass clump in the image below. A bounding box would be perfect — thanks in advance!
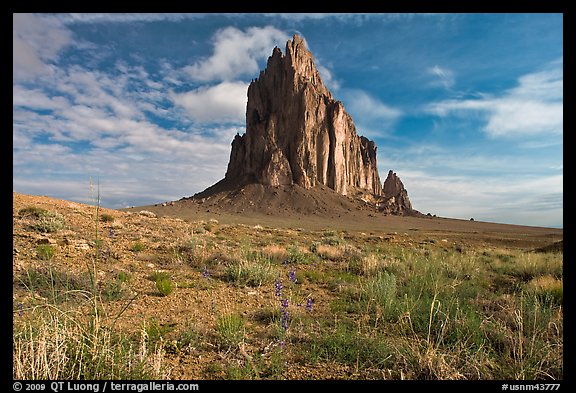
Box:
[315,244,345,261]
[261,244,288,261]
[13,308,170,379]
[525,275,563,304]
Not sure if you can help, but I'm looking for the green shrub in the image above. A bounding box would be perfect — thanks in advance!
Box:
[22,267,92,304]
[102,279,126,301]
[305,323,391,369]
[18,206,47,218]
[130,242,145,252]
[26,210,65,233]
[100,214,115,222]
[36,244,55,260]
[224,259,277,287]
[286,246,310,264]
[155,277,174,297]
[216,313,245,349]
[101,272,132,301]
[117,271,131,283]
[362,271,397,315]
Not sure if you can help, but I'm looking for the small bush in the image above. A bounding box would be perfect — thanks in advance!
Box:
[117,271,131,283]
[102,278,127,301]
[286,246,310,264]
[18,206,47,218]
[100,214,115,222]
[362,271,397,315]
[309,242,320,254]
[349,254,390,276]
[36,244,55,260]
[155,276,174,297]
[130,242,145,252]
[22,267,93,304]
[225,259,277,287]
[526,275,563,305]
[26,210,65,233]
[145,319,176,345]
[216,313,245,349]
[194,227,206,235]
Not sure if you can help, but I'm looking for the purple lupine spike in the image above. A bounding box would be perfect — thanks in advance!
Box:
[306,298,314,312]
[281,309,289,331]
[281,298,289,309]
[274,279,283,297]
[288,269,297,283]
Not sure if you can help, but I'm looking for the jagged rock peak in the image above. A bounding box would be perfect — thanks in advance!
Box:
[380,170,413,214]
[224,33,382,196]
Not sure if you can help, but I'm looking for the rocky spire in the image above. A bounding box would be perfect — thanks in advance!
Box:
[224,34,383,196]
[380,170,413,214]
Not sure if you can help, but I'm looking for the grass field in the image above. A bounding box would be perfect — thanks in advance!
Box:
[12,193,562,380]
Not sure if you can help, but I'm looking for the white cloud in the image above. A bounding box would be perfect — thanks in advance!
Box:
[184,26,288,82]
[171,81,248,124]
[427,62,563,137]
[316,63,341,92]
[395,169,563,227]
[13,13,73,81]
[427,65,454,89]
[340,89,403,137]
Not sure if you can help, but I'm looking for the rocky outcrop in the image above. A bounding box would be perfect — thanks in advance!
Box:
[379,170,413,214]
[197,34,417,216]
[224,34,382,196]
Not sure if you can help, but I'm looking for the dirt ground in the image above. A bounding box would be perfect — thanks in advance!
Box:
[129,183,562,250]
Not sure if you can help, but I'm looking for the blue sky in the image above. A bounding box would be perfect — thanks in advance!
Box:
[13,13,563,228]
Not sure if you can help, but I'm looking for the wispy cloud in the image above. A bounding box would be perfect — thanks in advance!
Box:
[316,63,341,92]
[54,13,210,24]
[427,65,454,89]
[54,13,446,25]
[340,89,402,137]
[426,60,563,138]
[395,169,562,227]
[184,26,288,82]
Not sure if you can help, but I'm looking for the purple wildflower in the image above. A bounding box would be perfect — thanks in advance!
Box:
[201,266,209,278]
[280,297,290,331]
[288,269,297,283]
[306,298,314,312]
[17,303,24,317]
[109,228,114,238]
[274,279,283,297]
[281,309,289,331]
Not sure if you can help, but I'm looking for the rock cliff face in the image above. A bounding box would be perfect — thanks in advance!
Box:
[225,34,382,196]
